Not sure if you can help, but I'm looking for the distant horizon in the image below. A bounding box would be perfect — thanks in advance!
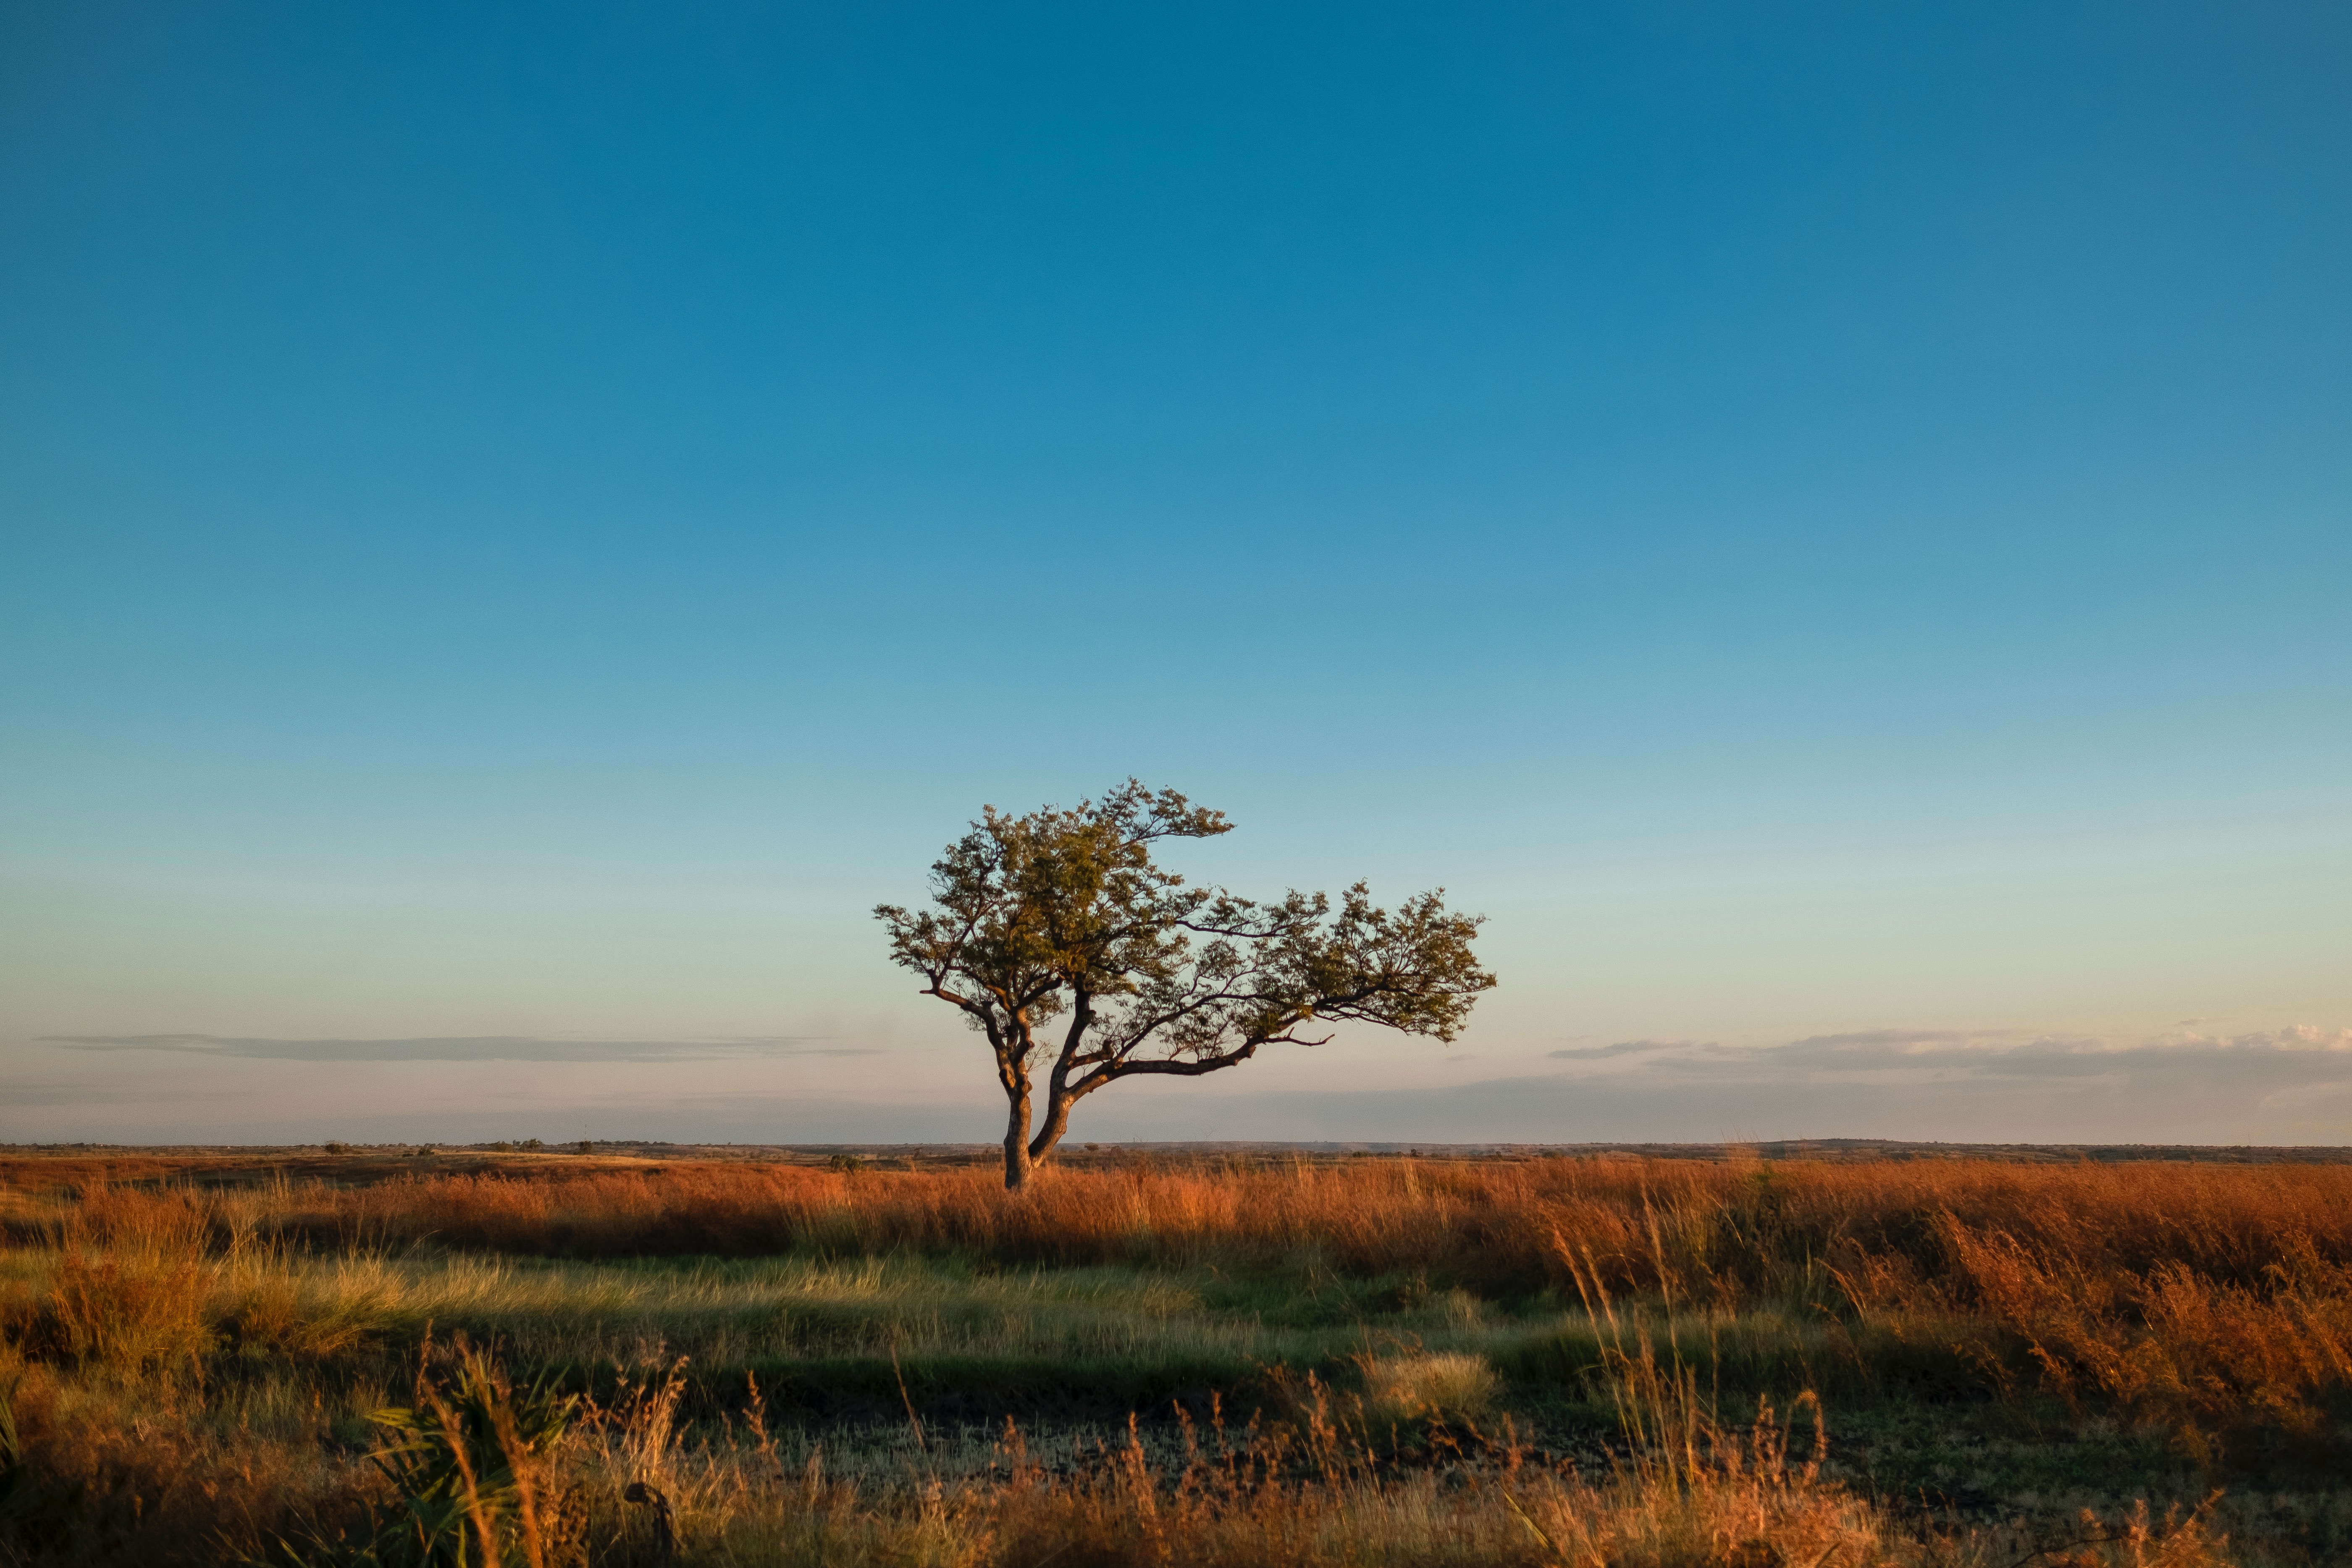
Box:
[13,1136,2351,1156]
[9,1023,2352,1150]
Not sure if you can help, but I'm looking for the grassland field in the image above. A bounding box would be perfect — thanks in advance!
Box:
[2,1145,2349,1566]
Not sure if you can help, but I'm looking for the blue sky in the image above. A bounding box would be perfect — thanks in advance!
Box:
[4,1,2348,1146]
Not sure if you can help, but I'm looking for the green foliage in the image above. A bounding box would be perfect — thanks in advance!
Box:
[357,1340,578,1567]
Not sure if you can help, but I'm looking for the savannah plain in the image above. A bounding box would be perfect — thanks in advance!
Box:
[3,1143,2351,1566]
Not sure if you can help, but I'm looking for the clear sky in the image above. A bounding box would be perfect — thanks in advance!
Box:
[4,1,2348,1148]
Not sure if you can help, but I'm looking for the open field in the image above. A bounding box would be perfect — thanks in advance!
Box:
[2,1148,2349,1565]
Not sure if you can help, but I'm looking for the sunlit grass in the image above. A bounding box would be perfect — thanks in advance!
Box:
[2,1150,2344,1564]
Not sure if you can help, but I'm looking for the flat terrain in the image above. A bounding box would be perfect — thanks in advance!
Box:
[2,1147,2348,1565]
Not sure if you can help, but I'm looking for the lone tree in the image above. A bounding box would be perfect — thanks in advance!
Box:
[876,782,1495,1190]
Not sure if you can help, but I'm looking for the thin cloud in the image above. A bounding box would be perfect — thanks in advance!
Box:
[2178,1024,2352,1053]
[2257,1081,2352,1113]
[40,1034,876,1063]
[1665,1026,2352,1092]
[1536,1026,2352,1105]
[1549,1038,1719,1061]
[1766,1031,2100,1076]
[1777,1028,2032,1052]
[0,1077,246,1106]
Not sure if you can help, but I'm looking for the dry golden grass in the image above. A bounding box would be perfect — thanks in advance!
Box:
[9,1325,2205,1568]
[21,1149,2352,1279]
[0,1152,2339,1564]
[21,1151,2352,1441]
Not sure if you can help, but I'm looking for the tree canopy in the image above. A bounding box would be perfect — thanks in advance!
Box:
[875,781,1495,1189]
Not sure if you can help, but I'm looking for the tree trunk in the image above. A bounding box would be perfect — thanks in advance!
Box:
[1001,1086,1035,1191]
[1026,1087,1076,1172]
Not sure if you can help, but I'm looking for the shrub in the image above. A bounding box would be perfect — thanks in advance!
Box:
[1360,1353,1498,1428]
[354,1340,580,1567]
[38,1250,214,1377]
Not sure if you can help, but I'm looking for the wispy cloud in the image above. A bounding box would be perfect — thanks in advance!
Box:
[0,1077,246,1106]
[1762,1024,2352,1078]
[2170,1024,2352,1054]
[40,1034,877,1063]
[2257,1081,2352,1113]
[1549,1038,1719,1061]
[1544,1023,2352,1103]
[1777,1028,2029,1052]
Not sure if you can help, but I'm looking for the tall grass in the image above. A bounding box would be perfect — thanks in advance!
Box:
[224,1334,2232,1568]
[18,1154,2352,1439]
[23,1152,2352,1282]
[1,1152,2343,1563]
